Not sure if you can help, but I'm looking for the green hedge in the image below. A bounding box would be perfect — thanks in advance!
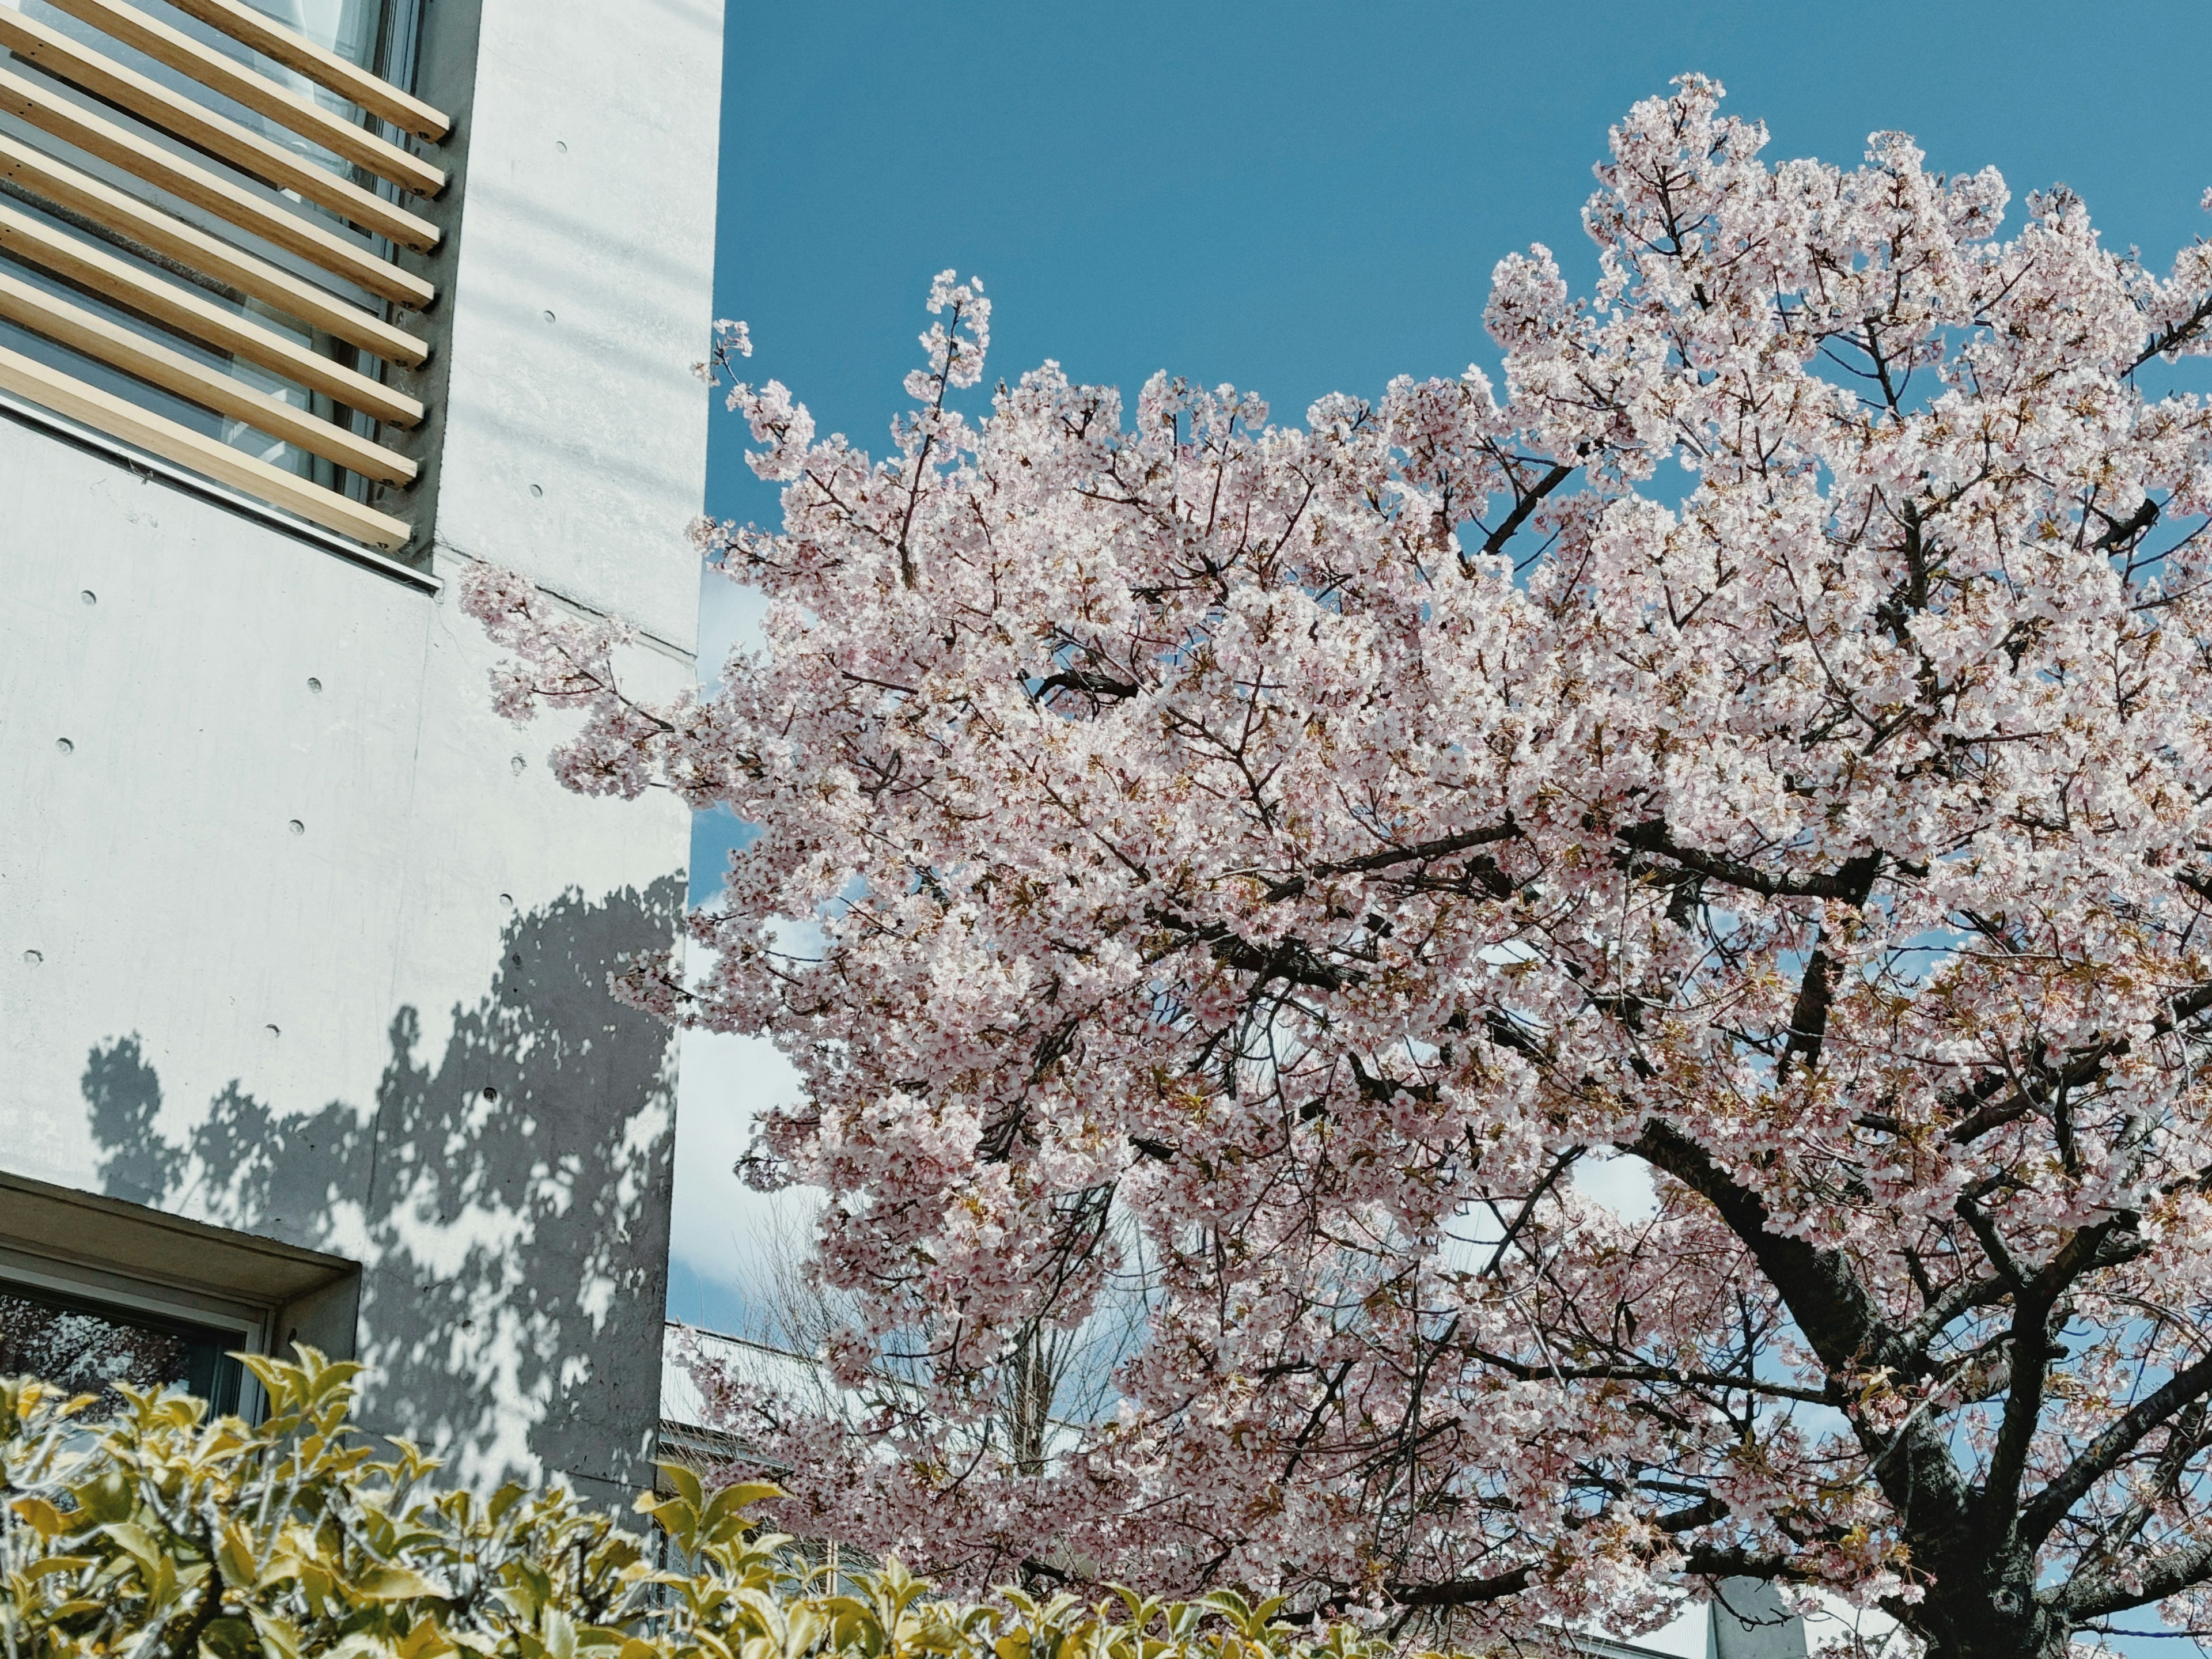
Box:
[0,1350,1397,1659]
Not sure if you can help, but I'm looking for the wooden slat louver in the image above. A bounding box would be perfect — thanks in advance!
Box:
[0,0,443,549]
[162,0,449,141]
[37,0,445,196]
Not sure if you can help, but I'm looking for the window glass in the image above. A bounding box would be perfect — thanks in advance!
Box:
[18,2,398,181]
[0,1282,247,1417]
[0,0,412,520]
[5,1,400,494]
[236,0,387,70]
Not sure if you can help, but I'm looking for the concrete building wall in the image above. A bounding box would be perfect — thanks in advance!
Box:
[0,0,722,1509]
[406,0,718,644]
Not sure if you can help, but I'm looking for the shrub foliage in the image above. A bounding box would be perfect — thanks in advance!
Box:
[0,1350,1395,1659]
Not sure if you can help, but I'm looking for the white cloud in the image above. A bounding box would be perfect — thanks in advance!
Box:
[1572,1150,1659,1221]
[668,1022,820,1300]
[695,570,770,691]
[677,564,816,1323]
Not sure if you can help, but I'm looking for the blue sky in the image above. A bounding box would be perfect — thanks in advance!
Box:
[706,0,2211,493]
[669,7,2212,1639]
[686,0,2212,896]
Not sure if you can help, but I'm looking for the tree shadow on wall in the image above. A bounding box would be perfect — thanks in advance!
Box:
[79,879,684,1507]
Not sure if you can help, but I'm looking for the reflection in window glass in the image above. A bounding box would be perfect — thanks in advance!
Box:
[237,0,388,70]
[0,1283,247,1417]
[7,1,404,490]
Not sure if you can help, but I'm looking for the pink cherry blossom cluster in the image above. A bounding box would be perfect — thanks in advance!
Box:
[466,77,2212,1659]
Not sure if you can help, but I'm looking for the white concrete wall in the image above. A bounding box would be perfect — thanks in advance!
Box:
[397,0,722,649]
[0,0,724,1508]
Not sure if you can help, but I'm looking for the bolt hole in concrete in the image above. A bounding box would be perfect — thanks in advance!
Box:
[79,589,95,605]
[288,820,305,836]
[543,310,555,324]
[555,140,567,153]
[22,950,41,965]
[480,1086,500,1103]
[265,1025,281,1039]
[54,738,72,753]
[510,755,527,774]
[529,484,543,498]
[307,677,323,693]
[498,892,514,909]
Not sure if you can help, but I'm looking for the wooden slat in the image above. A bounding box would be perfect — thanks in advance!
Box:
[164,0,448,142]
[41,0,444,196]
[0,263,415,481]
[0,62,433,307]
[0,131,428,365]
[0,195,422,426]
[0,10,439,249]
[0,338,410,547]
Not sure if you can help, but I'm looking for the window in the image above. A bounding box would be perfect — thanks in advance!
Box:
[0,1268,255,1416]
[0,1171,359,1422]
[0,0,448,550]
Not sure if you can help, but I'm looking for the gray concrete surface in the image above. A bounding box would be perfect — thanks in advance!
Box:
[0,0,722,1508]
[391,0,721,647]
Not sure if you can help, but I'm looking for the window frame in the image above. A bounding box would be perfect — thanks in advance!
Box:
[0,1169,359,1425]
[0,1241,270,1415]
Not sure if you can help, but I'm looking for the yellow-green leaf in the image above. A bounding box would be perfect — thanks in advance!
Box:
[216,1522,257,1589]
[10,1496,67,1537]
[398,1616,458,1659]
[252,1612,305,1659]
[660,1463,704,1512]
[104,1521,161,1570]
[75,1471,134,1526]
[356,1565,442,1601]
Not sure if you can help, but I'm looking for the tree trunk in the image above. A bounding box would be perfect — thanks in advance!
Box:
[1909,1593,2074,1659]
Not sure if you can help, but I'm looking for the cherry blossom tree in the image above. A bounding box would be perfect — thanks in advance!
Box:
[465,77,2212,1659]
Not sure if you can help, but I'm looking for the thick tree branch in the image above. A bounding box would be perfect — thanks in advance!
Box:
[2090,495,2161,553]
[1949,982,2212,1143]
[1777,852,1884,1081]
[1264,823,1520,902]
[1461,1343,1832,1404]
[2019,1343,2212,1548]
[1384,1501,1759,1611]
[1897,1268,2014,1356]
[1626,1120,1975,1537]
[1979,1236,2104,1535]
[2066,1533,2212,1621]
[2135,300,2212,370]
[1627,1125,1878,1369]
[2073,1400,2210,1582]
[1149,908,1363,991]
[1033,668,1141,702]
[1619,822,1885,902]
[1465,461,1575,568]
[1384,1563,1534,1609]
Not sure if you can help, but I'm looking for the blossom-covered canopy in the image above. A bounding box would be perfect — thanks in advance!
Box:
[469,79,2212,1659]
